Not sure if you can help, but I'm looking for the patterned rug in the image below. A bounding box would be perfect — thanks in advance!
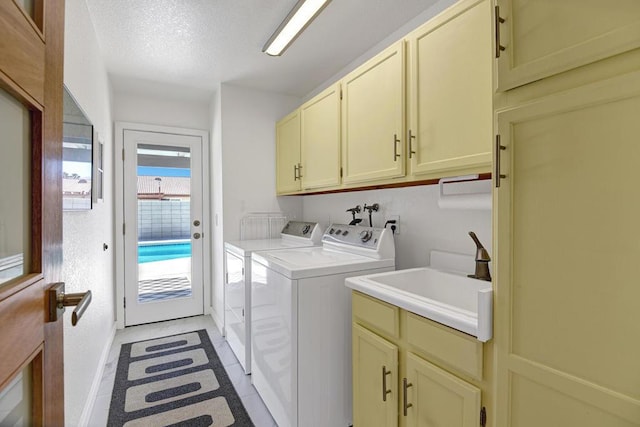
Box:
[107,330,254,426]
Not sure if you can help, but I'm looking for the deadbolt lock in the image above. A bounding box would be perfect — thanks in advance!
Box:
[193,220,201,226]
[193,232,201,239]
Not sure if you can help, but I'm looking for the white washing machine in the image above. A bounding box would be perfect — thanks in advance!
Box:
[250,224,396,427]
[224,221,322,374]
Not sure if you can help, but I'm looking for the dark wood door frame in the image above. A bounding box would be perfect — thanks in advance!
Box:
[0,0,65,425]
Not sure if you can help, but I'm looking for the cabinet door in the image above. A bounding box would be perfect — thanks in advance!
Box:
[495,71,640,426]
[276,110,301,194]
[300,83,341,190]
[407,0,492,178]
[352,323,398,427]
[405,352,481,427]
[496,0,640,91]
[342,41,405,184]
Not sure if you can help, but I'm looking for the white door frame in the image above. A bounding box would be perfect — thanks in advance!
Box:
[114,122,211,329]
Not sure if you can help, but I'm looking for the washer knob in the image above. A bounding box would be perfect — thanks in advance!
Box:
[359,230,373,242]
[302,225,311,234]
[329,228,335,234]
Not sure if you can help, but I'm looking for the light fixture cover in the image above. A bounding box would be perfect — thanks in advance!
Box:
[263,0,331,56]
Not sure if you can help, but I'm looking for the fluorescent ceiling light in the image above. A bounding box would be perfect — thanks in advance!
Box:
[263,0,331,56]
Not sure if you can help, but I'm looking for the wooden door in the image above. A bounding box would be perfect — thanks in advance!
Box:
[300,83,341,191]
[275,110,301,194]
[342,41,405,185]
[495,0,640,91]
[352,323,398,427]
[0,0,65,426]
[407,0,492,178]
[405,352,481,427]
[495,71,640,425]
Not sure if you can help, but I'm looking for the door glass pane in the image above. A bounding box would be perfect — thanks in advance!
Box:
[0,88,30,287]
[15,0,34,19]
[137,144,192,303]
[0,364,32,426]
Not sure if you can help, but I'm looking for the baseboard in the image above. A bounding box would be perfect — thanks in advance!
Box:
[210,309,225,336]
[78,322,117,427]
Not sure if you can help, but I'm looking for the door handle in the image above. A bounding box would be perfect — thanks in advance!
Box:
[193,220,201,227]
[403,378,413,416]
[48,282,92,326]
[193,232,202,239]
[382,365,392,401]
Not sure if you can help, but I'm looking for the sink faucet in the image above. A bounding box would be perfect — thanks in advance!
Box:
[468,231,491,281]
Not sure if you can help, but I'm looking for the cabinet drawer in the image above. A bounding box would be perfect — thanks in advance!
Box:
[406,312,483,381]
[352,291,400,339]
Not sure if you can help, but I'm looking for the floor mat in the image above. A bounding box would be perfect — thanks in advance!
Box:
[107,330,254,426]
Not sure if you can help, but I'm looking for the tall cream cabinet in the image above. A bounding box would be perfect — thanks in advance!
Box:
[352,291,490,427]
[494,71,640,426]
[275,110,301,194]
[342,41,406,185]
[300,83,341,191]
[407,0,492,178]
[495,0,640,91]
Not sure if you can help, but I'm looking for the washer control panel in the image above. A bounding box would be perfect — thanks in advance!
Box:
[323,223,386,249]
[281,221,319,238]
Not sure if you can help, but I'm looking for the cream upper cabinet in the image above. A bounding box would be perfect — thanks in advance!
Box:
[300,83,341,190]
[495,0,640,91]
[405,353,481,427]
[353,323,399,427]
[495,71,640,426]
[342,41,405,185]
[407,0,492,178]
[275,110,301,195]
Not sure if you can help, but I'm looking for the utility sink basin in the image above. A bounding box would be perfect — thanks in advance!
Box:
[345,267,492,341]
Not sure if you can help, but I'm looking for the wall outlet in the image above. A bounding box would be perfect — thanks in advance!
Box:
[386,215,400,235]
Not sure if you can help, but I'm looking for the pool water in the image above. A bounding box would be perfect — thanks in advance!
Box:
[138,242,191,263]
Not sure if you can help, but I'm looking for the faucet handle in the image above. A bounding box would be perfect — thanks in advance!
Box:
[469,231,491,262]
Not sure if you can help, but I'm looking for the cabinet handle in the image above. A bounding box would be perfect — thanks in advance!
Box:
[294,164,299,181]
[495,134,506,188]
[408,130,416,159]
[495,6,506,58]
[393,134,401,161]
[382,366,392,402]
[402,378,413,416]
[297,163,303,179]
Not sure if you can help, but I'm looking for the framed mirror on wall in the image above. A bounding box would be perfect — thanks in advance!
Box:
[63,86,94,210]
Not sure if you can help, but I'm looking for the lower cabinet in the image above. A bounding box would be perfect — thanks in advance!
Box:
[405,353,480,427]
[353,324,398,427]
[352,291,487,427]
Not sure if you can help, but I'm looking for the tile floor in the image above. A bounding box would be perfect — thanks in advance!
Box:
[89,315,276,427]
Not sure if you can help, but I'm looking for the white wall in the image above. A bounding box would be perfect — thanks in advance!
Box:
[302,181,492,271]
[112,90,210,130]
[63,1,115,426]
[210,83,302,332]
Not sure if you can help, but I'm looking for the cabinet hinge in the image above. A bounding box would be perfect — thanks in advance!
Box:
[241,267,245,276]
[122,148,125,161]
[122,223,126,235]
[340,167,343,178]
[242,308,245,317]
[340,88,343,100]
[225,272,228,284]
[124,297,126,309]
[480,406,487,427]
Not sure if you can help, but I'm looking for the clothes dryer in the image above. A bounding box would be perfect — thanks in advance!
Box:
[224,221,322,373]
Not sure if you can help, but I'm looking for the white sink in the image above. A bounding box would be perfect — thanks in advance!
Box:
[345,267,492,342]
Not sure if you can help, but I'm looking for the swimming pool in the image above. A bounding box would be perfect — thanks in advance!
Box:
[138,242,191,264]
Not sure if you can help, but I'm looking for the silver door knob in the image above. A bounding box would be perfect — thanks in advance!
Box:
[193,220,201,226]
[193,232,201,239]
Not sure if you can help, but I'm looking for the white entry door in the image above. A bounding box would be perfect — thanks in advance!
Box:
[123,129,204,326]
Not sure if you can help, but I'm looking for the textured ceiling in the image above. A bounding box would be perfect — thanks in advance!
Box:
[85,0,441,99]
